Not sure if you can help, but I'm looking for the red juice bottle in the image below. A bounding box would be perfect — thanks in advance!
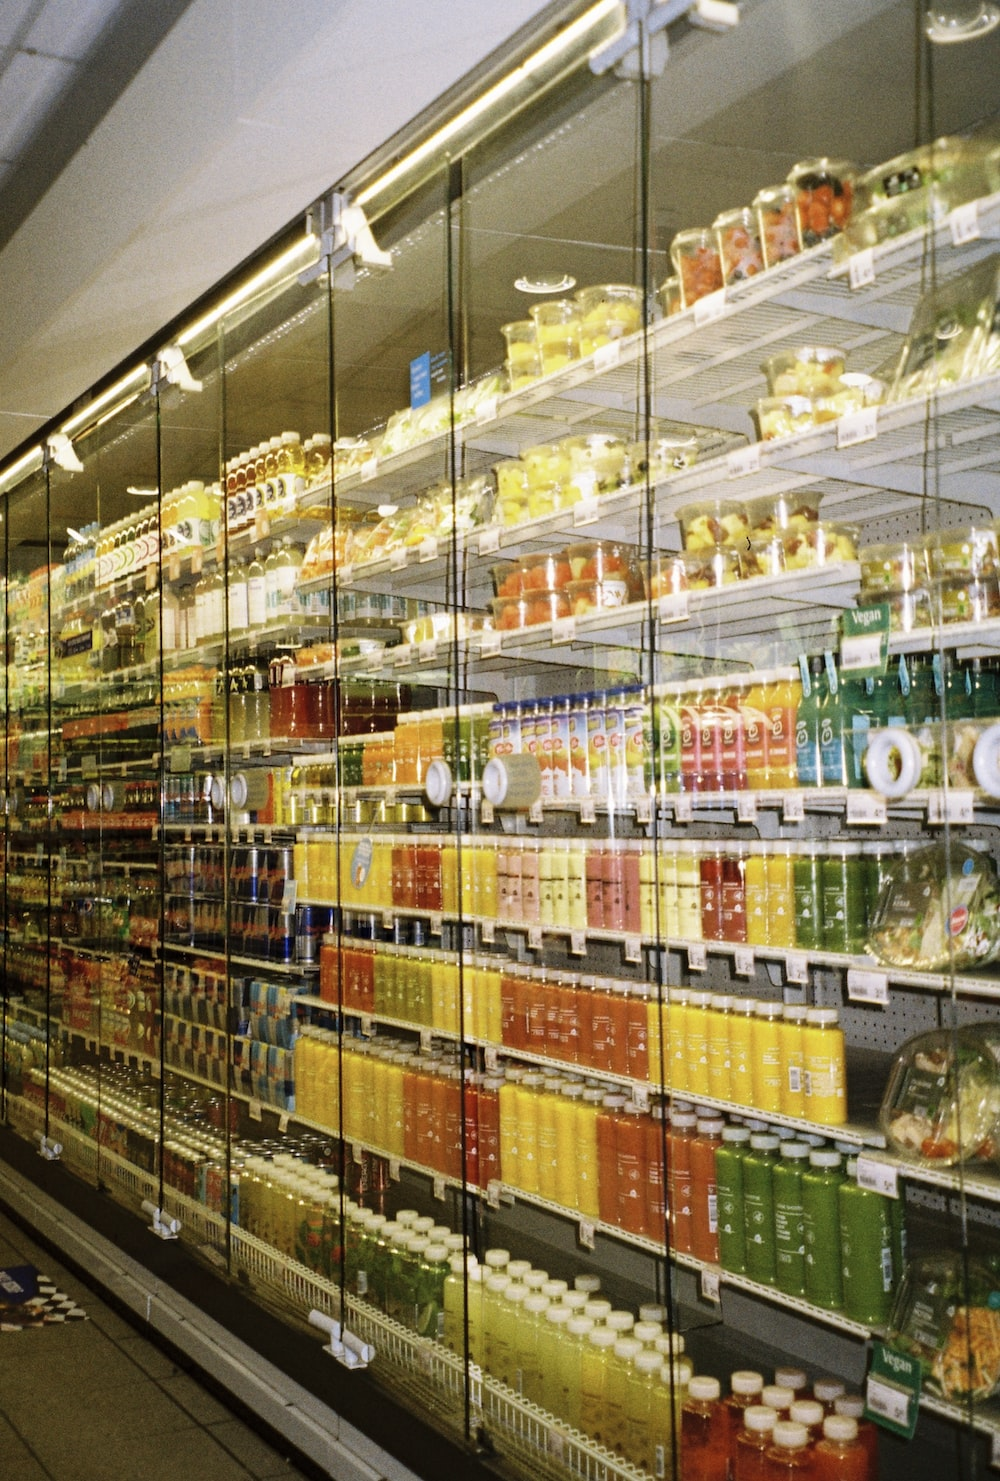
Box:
[667,1109,696,1255]
[833,1397,878,1481]
[615,1101,648,1235]
[735,1404,778,1481]
[789,1400,825,1446]
[813,1416,867,1481]
[764,1420,815,1480]
[724,1370,765,1474]
[681,1375,728,1481]
[690,1116,725,1263]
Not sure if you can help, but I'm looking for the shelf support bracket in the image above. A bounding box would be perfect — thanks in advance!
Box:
[308,1308,374,1369]
[140,1200,181,1240]
[34,1132,62,1161]
[300,193,392,291]
[590,0,738,78]
[152,346,203,396]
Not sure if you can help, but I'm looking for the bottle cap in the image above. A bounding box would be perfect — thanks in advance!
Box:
[522,1294,551,1316]
[688,1375,721,1402]
[635,1350,664,1375]
[731,1370,764,1396]
[584,1299,612,1323]
[545,1305,573,1327]
[744,1405,777,1434]
[806,1007,840,1025]
[614,1337,643,1360]
[762,1384,795,1411]
[772,1421,809,1449]
[484,1248,510,1269]
[780,1141,812,1161]
[655,1332,687,1356]
[814,1377,847,1403]
[588,1327,618,1350]
[790,1400,824,1428]
[633,1321,663,1344]
[607,1310,636,1333]
[575,1274,602,1294]
[541,1280,569,1301]
[823,1416,858,1443]
[722,1126,752,1144]
[562,1291,589,1312]
[834,1395,864,1420]
[749,1134,781,1151]
[809,1149,843,1168]
[639,1303,667,1323]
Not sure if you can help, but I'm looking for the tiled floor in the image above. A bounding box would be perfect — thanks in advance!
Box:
[0,1210,315,1481]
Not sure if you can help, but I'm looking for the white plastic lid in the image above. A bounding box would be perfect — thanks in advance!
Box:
[722,1126,752,1143]
[834,1395,864,1419]
[814,1377,846,1403]
[688,1375,721,1402]
[635,1350,664,1375]
[506,1259,532,1282]
[614,1337,643,1360]
[823,1416,858,1443]
[750,1134,781,1151]
[485,1274,511,1293]
[744,1405,777,1434]
[396,1209,419,1226]
[588,1327,618,1349]
[809,1150,843,1168]
[546,1305,573,1327]
[639,1302,667,1323]
[424,1244,449,1261]
[523,1270,549,1291]
[585,1299,612,1322]
[607,1310,636,1333]
[806,1007,840,1025]
[790,1400,824,1427]
[780,1142,812,1161]
[762,1384,795,1410]
[575,1274,602,1294]
[484,1248,510,1268]
[542,1280,569,1301]
[567,1316,595,1338]
[562,1290,589,1311]
[523,1294,551,1316]
[731,1370,764,1396]
[772,1421,809,1449]
[633,1321,663,1344]
[775,1366,807,1390]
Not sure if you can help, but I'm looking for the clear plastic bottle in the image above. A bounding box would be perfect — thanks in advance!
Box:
[813,1416,866,1481]
[725,1371,765,1475]
[681,1374,727,1481]
[764,1419,815,1479]
[735,1403,779,1481]
[227,554,248,633]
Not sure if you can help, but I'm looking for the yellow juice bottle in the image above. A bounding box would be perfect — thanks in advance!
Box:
[565,843,588,930]
[554,1083,584,1210]
[670,988,691,1094]
[562,1315,596,1429]
[536,1078,561,1201]
[540,1306,574,1417]
[626,1349,665,1472]
[477,842,498,919]
[605,1337,643,1453]
[744,852,769,946]
[707,993,734,1100]
[580,1327,617,1446]
[498,1070,522,1188]
[751,999,785,1114]
[766,847,796,947]
[441,842,459,914]
[516,1073,545,1194]
[802,1007,847,1124]
[781,1004,807,1117]
[576,1088,603,1218]
[661,851,680,938]
[728,997,758,1108]
[685,990,712,1098]
[675,844,702,939]
[549,841,569,929]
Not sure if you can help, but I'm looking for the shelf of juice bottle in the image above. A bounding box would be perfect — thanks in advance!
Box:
[670,1251,874,1340]
[157,821,298,846]
[161,939,318,976]
[849,1145,1000,1208]
[658,784,999,827]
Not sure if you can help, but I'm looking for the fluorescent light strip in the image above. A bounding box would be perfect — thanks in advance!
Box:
[60,365,149,439]
[355,0,622,209]
[176,234,320,350]
[0,444,43,496]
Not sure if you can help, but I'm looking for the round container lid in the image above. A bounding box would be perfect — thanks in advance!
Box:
[574,1274,602,1294]
[633,1321,663,1344]
[614,1337,643,1359]
[639,1303,667,1323]
[688,1375,721,1402]
[780,1142,812,1161]
[731,1371,764,1396]
[762,1384,795,1410]
[585,1299,612,1322]
[772,1421,809,1449]
[588,1327,618,1349]
[635,1350,664,1374]
[523,1294,551,1315]
[484,1248,510,1269]
[546,1305,573,1326]
[834,1395,864,1419]
[749,1134,781,1151]
[506,1259,532,1282]
[607,1311,635,1333]
[790,1400,824,1427]
[823,1415,858,1443]
[809,1149,843,1168]
[814,1377,846,1403]
[567,1316,595,1337]
[745,1405,778,1434]
[806,1007,840,1025]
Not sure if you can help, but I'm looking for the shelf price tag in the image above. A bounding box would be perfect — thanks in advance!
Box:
[433,1177,447,1202]
[476,395,499,426]
[578,1219,596,1251]
[658,592,690,626]
[418,639,437,664]
[734,947,755,977]
[484,1046,499,1072]
[848,248,876,290]
[552,616,576,645]
[635,796,652,825]
[480,800,494,825]
[418,536,438,563]
[390,547,408,571]
[785,953,810,985]
[841,604,890,679]
[688,944,707,972]
[389,1158,401,1181]
[727,444,761,479]
[950,200,980,246]
[573,498,600,527]
[846,792,887,825]
[593,339,621,372]
[927,789,974,825]
[382,909,395,930]
[145,563,157,591]
[865,1343,920,1439]
[674,795,693,822]
[856,1155,899,1199]
[837,406,878,449]
[249,1099,263,1122]
[478,526,500,556]
[693,287,727,327]
[632,1084,650,1111]
[420,1028,434,1052]
[481,919,496,944]
[168,553,181,583]
[278,1113,290,1133]
[528,925,543,951]
[579,798,596,825]
[700,1267,721,1304]
[430,913,443,936]
[528,798,544,824]
[736,794,758,823]
[487,1180,502,1210]
[393,643,412,667]
[624,936,642,964]
[190,545,204,575]
[847,968,890,1006]
[570,930,587,956]
[339,563,354,587]
[782,793,805,823]
[360,1014,374,1037]
[360,457,378,481]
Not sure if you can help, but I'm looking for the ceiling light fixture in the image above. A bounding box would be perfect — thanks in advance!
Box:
[177,234,320,351]
[926,1,1000,41]
[515,273,577,294]
[127,486,159,498]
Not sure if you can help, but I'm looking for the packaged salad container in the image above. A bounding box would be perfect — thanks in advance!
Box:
[670,228,724,307]
[887,1253,1000,1401]
[787,157,856,245]
[867,842,1000,972]
[890,255,1000,401]
[879,1026,1000,1164]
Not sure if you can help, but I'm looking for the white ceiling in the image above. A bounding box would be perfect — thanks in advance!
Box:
[0,0,565,465]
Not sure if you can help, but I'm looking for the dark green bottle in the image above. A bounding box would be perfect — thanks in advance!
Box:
[773,1142,810,1297]
[716,1126,751,1275]
[802,1150,845,1310]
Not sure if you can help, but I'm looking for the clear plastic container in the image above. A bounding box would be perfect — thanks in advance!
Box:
[713,206,765,284]
[857,586,931,633]
[491,588,571,631]
[567,541,643,591]
[564,433,628,500]
[522,441,573,494]
[747,492,822,537]
[566,577,634,614]
[924,524,999,578]
[680,548,744,589]
[787,158,856,245]
[781,522,858,569]
[626,427,699,482]
[934,573,1000,625]
[574,284,643,352]
[677,499,750,551]
[753,183,802,267]
[890,255,1000,401]
[762,346,846,397]
[848,137,983,248]
[529,300,582,374]
[868,844,1000,974]
[756,394,819,441]
[501,320,540,388]
[746,535,786,579]
[492,551,573,597]
[656,275,682,317]
[887,1253,1000,1401]
[494,459,531,526]
[644,554,689,600]
[670,228,724,307]
[859,540,929,593]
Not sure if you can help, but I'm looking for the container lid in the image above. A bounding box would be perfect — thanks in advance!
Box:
[635,1350,664,1374]
[732,1371,765,1396]
[585,1298,612,1322]
[756,1000,784,1018]
[567,1316,595,1337]
[809,1149,843,1168]
[632,1321,663,1344]
[745,1405,778,1433]
[614,1337,643,1359]
[506,1259,532,1281]
[834,1395,864,1419]
[396,1209,419,1226]
[790,1400,824,1427]
[562,1291,589,1312]
[523,1294,551,1315]
[639,1303,667,1323]
[823,1415,858,1443]
[814,1377,847,1403]
[806,1007,840,1025]
[655,1333,687,1356]
[772,1421,809,1449]
[697,1118,726,1135]
[575,1273,602,1294]
[541,1280,569,1301]
[485,1274,512,1293]
[689,1375,722,1401]
[588,1326,618,1349]
[749,1134,781,1151]
[780,1142,812,1161]
[607,1310,636,1333]
[762,1384,795,1410]
[546,1305,573,1326]
[523,1270,549,1291]
[722,1126,752,1144]
[775,1366,807,1390]
[484,1248,510,1268]
[424,1243,449,1261]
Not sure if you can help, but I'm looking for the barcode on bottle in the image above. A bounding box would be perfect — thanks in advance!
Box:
[788,1066,801,1092]
[882,1247,894,1292]
[708,1194,718,1234]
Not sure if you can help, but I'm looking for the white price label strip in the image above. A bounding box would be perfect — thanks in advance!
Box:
[481,919,496,944]
[528,798,544,824]
[847,968,890,1006]
[433,1177,447,1202]
[479,630,502,658]
[783,793,805,823]
[846,792,887,825]
[688,944,707,972]
[693,288,727,326]
[866,1376,910,1429]
[625,936,642,964]
[927,789,974,825]
[578,1219,596,1251]
[700,1267,721,1304]
[418,639,437,663]
[848,248,875,290]
[734,947,755,977]
[658,592,690,625]
[528,925,543,950]
[360,457,378,481]
[635,796,652,824]
[840,633,884,673]
[570,930,587,956]
[389,1158,401,1181]
[418,536,438,562]
[579,798,596,825]
[390,547,408,570]
[573,498,600,527]
[837,406,878,449]
[633,1085,650,1111]
[552,616,576,645]
[674,795,693,822]
[737,794,758,822]
[785,953,810,985]
[950,200,979,246]
[727,444,761,479]
[593,339,621,371]
[478,526,500,556]
[476,395,499,426]
[856,1155,899,1199]
[481,800,494,825]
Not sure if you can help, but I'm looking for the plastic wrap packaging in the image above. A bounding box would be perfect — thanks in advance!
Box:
[887,1253,1000,1401]
[878,1025,1000,1164]
[890,255,1000,401]
[866,842,1000,971]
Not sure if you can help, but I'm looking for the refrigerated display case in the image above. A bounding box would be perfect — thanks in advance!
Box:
[4,2,1000,1477]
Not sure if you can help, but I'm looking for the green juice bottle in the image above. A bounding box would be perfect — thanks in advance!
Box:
[802,1150,845,1310]
[743,1133,780,1285]
[716,1126,751,1274]
[773,1142,810,1297]
[838,1158,896,1324]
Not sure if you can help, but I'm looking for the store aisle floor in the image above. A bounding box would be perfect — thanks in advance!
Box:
[0,1208,316,1481]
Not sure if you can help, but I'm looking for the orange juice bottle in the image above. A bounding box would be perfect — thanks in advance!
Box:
[802,1008,847,1125]
[742,673,773,789]
[766,670,802,789]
